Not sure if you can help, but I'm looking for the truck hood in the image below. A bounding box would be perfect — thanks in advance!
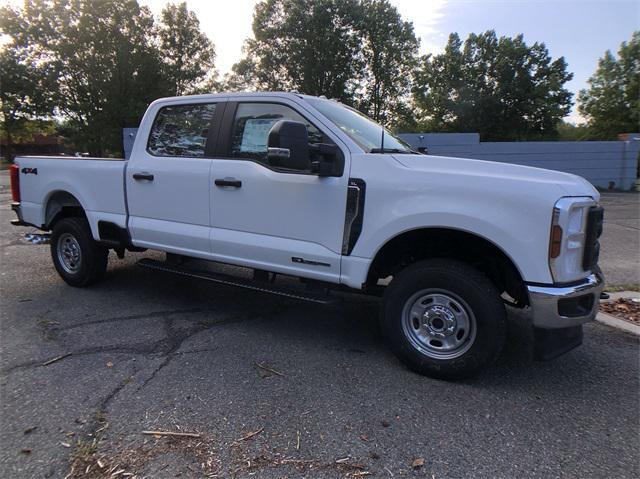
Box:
[392,154,599,199]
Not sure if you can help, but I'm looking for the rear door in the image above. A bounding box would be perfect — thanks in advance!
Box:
[209,99,350,283]
[127,100,224,257]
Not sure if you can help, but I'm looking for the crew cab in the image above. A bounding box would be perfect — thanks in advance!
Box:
[9,92,605,379]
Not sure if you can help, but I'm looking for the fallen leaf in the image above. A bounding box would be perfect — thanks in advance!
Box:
[60,442,71,448]
[106,361,114,368]
[412,457,425,468]
[381,420,390,428]
[20,448,31,454]
[24,426,37,435]
[359,434,370,442]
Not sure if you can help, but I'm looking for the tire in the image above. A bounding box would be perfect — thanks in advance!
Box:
[50,217,109,287]
[381,259,506,379]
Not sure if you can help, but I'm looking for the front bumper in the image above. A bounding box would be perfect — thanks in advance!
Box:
[526,271,605,329]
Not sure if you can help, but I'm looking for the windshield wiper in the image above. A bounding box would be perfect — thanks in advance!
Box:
[369,148,412,154]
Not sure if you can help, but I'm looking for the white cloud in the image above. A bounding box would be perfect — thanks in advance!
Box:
[139,0,259,74]
[390,0,449,55]
[565,110,586,125]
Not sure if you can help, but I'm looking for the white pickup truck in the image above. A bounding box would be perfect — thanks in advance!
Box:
[9,92,604,379]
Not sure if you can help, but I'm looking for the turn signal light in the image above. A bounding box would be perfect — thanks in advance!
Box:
[549,224,563,258]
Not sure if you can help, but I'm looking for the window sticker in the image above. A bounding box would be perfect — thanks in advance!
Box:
[239,118,279,153]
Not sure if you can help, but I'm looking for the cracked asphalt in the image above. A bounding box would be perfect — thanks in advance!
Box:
[1,171,638,478]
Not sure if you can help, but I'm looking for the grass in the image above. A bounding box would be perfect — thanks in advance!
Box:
[94,409,107,425]
[604,284,640,293]
[72,439,99,460]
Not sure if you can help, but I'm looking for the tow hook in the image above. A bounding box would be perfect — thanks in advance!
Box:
[24,233,51,245]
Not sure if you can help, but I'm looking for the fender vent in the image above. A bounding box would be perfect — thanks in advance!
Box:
[342,178,366,255]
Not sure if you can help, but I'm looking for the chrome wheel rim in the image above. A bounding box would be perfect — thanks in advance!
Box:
[401,289,476,359]
[57,233,82,274]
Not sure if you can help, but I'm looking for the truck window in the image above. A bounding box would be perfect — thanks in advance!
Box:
[229,103,325,169]
[147,103,217,157]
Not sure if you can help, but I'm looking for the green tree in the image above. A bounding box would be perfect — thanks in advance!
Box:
[355,0,419,124]
[556,121,592,141]
[158,1,217,95]
[0,46,56,161]
[0,0,171,156]
[413,31,573,141]
[578,31,639,139]
[232,0,363,102]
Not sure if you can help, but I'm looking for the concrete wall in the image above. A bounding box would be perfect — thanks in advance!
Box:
[399,133,640,190]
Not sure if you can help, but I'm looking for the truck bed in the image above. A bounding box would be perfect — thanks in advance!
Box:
[14,156,128,239]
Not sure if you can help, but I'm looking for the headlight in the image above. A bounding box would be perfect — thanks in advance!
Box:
[549,197,597,283]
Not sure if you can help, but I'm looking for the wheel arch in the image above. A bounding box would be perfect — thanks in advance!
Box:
[367,227,528,306]
[43,190,87,230]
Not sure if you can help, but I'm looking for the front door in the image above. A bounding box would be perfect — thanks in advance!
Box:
[209,100,350,283]
[127,101,222,258]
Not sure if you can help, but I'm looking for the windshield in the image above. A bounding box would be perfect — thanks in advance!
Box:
[305,98,413,153]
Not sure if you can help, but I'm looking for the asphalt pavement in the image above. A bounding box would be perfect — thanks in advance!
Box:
[1,171,638,478]
[597,191,640,286]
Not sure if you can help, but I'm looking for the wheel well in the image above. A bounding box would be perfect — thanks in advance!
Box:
[367,228,528,306]
[44,191,86,229]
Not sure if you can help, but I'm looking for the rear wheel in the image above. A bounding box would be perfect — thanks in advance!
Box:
[50,217,108,287]
[381,259,506,379]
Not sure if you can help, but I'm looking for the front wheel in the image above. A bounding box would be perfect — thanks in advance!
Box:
[50,217,109,287]
[381,259,506,379]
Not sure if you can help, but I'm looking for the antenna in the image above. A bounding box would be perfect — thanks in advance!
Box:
[380,125,385,152]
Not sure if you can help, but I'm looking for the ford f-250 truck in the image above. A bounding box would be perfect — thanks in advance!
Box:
[9,92,605,379]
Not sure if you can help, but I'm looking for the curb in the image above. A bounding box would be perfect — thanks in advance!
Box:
[596,312,640,336]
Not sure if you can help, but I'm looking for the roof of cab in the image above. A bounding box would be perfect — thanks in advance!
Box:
[150,91,319,105]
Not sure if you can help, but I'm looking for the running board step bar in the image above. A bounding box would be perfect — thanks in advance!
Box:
[137,258,337,304]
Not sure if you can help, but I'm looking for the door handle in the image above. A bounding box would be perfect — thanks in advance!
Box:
[133,172,154,181]
[214,178,242,188]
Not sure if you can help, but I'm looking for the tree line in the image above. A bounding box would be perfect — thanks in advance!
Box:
[1,0,638,159]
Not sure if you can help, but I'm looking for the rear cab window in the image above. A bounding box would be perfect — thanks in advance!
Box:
[147,103,217,157]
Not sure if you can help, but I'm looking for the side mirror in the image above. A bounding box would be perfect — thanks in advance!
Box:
[267,120,310,170]
[310,143,343,177]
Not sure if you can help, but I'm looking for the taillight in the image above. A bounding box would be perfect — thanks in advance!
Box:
[10,163,20,202]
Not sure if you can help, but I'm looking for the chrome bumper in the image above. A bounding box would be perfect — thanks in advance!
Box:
[525,271,605,329]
